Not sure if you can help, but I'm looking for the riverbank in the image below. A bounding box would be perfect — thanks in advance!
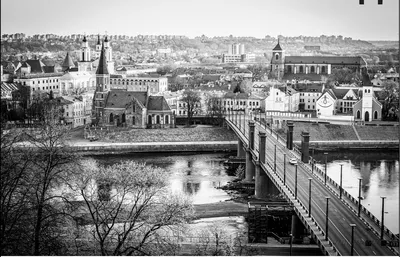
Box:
[69,140,238,154]
[66,126,239,153]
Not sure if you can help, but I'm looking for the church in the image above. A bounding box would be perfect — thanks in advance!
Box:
[92,42,174,129]
[270,40,367,81]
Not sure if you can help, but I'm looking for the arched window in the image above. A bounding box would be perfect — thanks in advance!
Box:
[165,115,169,124]
[287,66,292,73]
[311,66,315,73]
[148,115,152,124]
[299,66,304,73]
[321,66,326,73]
[275,53,279,60]
[109,113,114,123]
[364,111,370,122]
[374,111,378,120]
[132,116,136,125]
[357,110,360,119]
[122,113,126,123]
[156,115,160,124]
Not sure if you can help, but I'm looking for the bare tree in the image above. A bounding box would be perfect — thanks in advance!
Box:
[205,96,224,126]
[71,160,194,256]
[181,90,201,126]
[0,128,33,255]
[1,103,78,255]
[25,103,78,255]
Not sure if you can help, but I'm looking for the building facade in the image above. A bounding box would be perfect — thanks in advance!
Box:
[109,75,168,94]
[270,41,367,80]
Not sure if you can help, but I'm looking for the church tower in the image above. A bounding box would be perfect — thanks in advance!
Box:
[103,36,115,74]
[78,36,93,72]
[361,72,373,122]
[92,42,110,123]
[270,39,285,80]
[95,34,102,59]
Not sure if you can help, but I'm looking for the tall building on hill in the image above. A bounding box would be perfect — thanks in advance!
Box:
[228,43,245,55]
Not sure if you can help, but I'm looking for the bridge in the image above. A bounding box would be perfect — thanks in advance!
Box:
[225,112,399,256]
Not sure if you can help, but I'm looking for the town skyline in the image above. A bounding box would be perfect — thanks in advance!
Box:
[1,0,399,41]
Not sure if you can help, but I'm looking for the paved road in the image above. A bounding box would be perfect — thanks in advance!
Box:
[228,118,397,256]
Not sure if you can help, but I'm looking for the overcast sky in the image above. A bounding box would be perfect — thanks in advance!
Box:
[1,0,398,40]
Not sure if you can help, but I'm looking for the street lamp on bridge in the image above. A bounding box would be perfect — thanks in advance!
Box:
[283,153,286,185]
[339,164,344,199]
[294,164,298,200]
[380,196,386,241]
[325,197,330,241]
[274,144,277,172]
[358,178,362,217]
[308,178,312,217]
[350,224,356,256]
[324,152,328,185]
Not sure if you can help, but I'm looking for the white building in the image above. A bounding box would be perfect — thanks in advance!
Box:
[296,83,324,112]
[62,94,93,127]
[265,86,299,112]
[59,71,96,96]
[13,73,63,100]
[109,75,168,94]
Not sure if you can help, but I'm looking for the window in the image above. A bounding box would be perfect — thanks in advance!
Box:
[275,53,279,60]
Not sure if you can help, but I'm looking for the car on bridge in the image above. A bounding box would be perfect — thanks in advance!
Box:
[289,158,297,165]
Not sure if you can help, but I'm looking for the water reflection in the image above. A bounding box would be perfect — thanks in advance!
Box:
[313,150,399,234]
[88,152,235,205]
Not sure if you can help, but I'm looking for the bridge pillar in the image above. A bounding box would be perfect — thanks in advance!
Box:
[291,214,303,239]
[301,131,310,163]
[237,140,245,158]
[286,121,294,150]
[249,121,255,150]
[245,149,255,181]
[255,161,269,199]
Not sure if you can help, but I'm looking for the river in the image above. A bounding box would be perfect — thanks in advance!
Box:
[313,150,399,234]
[87,150,399,235]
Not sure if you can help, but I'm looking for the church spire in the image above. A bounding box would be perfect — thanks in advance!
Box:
[96,42,109,75]
[61,52,75,72]
[273,38,282,51]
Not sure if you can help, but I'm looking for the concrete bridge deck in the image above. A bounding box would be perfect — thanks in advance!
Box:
[225,114,398,256]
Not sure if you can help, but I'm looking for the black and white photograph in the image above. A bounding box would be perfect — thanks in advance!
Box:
[1,0,399,255]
